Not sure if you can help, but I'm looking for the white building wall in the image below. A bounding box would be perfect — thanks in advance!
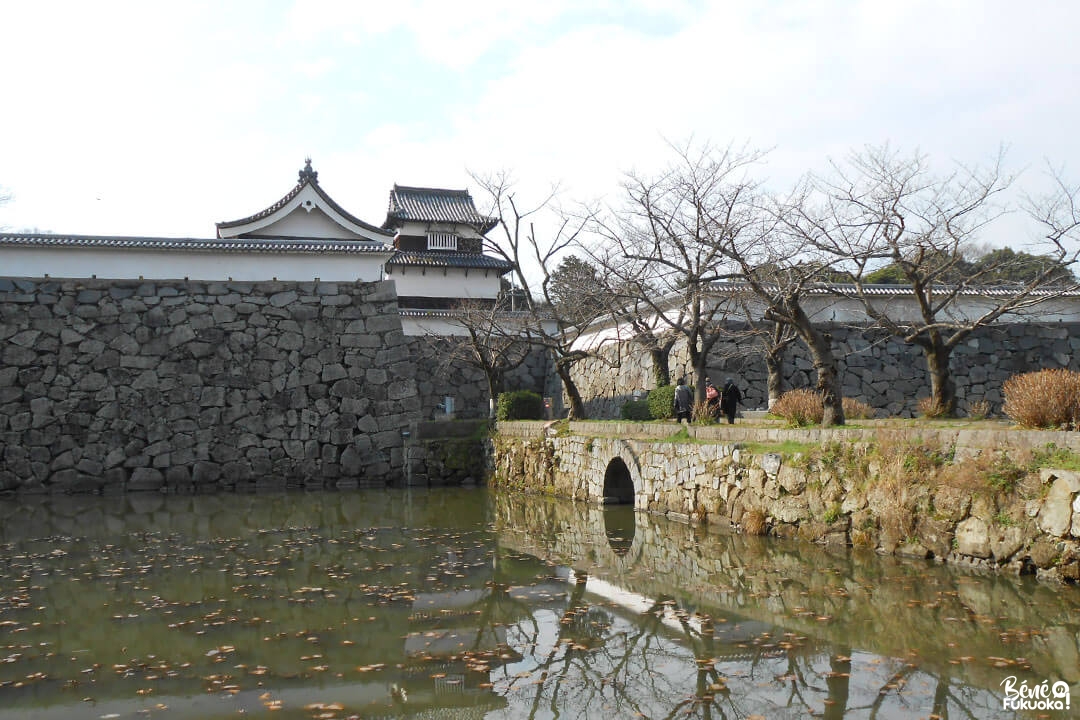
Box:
[0,247,390,282]
[400,316,469,336]
[387,267,502,299]
[571,292,1080,352]
[396,220,485,241]
[255,206,369,240]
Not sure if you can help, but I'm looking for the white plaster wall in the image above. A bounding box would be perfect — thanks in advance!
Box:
[400,316,469,336]
[397,220,485,240]
[256,206,375,240]
[0,247,390,282]
[387,268,501,299]
[571,292,1080,352]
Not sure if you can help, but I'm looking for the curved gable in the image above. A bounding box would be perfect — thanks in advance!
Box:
[217,160,393,243]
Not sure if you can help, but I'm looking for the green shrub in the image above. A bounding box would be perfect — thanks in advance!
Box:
[1031,443,1080,471]
[986,452,1027,493]
[1003,368,1080,429]
[496,390,544,421]
[620,399,652,421]
[647,385,676,420]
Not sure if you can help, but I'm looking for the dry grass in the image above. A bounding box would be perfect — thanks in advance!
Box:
[1003,368,1080,429]
[842,397,876,420]
[872,455,917,545]
[917,395,950,418]
[771,389,824,426]
[967,398,992,420]
[742,508,767,536]
[850,529,875,548]
[772,389,877,425]
[692,400,718,425]
[938,447,1036,495]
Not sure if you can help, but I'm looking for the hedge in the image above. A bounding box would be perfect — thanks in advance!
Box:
[647,385,676,420]
[620,399,652,421]
[496,390,544,421]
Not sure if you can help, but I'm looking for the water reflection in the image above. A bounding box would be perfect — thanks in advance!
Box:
[0,489,1076,719]
[602,505,636,557]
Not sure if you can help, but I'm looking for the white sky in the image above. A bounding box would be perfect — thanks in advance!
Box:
[1,0,1078,242]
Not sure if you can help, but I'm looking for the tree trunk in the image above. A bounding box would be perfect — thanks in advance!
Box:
[769,300,844,425]
[649,346,671,388]
[556,361,587,420]
[923,335,956,416]
[764,348,783,410]
[693,356,710,406]
[823,648,852,720]
[485,372,501,419]
[802,328,845,426]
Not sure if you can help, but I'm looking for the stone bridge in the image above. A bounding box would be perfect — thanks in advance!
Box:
[492,421,1080,583]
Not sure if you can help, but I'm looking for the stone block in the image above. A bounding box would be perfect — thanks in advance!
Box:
[192,461,222,484]
[955,516,991,558]
[1040,468,1080,493]
[269,290,299,307]
[759,453,782,478]
[321,364,347,382]
[10,329,41,347]
[128,467,165,491]
[1038,478,1076,537]
[320,294,352,306]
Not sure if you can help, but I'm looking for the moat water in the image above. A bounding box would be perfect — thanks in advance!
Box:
[0,489,1077,719]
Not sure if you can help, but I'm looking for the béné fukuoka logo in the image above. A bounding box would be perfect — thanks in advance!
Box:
[1000,676,1071,712]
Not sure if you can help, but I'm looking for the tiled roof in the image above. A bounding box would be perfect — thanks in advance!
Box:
[0,233,393,255]
[386,251,514,271]
[216,160,391,237]
[399,308,535,319]
[709,281,1080,298]
[384,185,499,233]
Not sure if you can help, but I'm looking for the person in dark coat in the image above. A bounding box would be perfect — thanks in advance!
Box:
[673,377,693,423]
[720,377,742,424]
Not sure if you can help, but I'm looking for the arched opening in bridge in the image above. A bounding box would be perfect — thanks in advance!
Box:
[602,457,635,505]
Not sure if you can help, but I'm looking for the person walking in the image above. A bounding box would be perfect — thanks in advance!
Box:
[673,377,693,423]
[720,377,742,424]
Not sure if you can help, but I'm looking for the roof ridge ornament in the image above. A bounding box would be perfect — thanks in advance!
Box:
[298,157,318,184]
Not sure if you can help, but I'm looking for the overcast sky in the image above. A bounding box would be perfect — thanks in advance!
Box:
[1,0,1078,242]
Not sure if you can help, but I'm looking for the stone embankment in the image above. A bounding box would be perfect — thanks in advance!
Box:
[491,421,1080,584]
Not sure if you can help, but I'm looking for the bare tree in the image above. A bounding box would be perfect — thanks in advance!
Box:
[719,267,849,426]
[583,240,682,389]
[416,300,533,418]
[790,146,1080,415]
[591,140,767,404]
[471,171,605,419]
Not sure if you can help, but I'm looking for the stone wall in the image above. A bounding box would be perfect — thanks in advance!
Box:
[570,322,1080,419]
[491,423,1080,583]
[407,337,551,420]
[0,277,421,492]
